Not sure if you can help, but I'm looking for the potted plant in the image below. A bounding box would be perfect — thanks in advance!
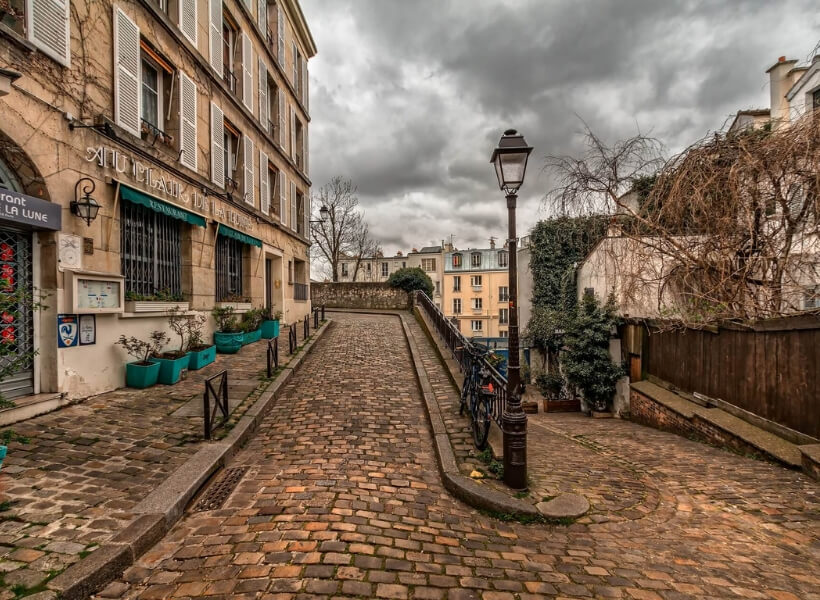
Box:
[212,305,244,353]
[152,308,191,385]
[261,308,282,339]
[117,331,168,388]
[186,313,215,370]
[240,308,264,344]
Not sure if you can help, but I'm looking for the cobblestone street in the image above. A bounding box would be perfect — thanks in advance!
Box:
[96,312,819,600]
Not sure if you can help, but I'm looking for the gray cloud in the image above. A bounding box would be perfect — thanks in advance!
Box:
[302,0,820,258]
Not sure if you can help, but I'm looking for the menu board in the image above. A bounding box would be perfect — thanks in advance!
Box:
[77,278,121,310]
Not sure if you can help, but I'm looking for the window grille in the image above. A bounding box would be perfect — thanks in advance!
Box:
[121,201,181,297]
[215,235,244,300]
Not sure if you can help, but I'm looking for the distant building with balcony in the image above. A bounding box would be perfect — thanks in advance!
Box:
[443,243,509,339]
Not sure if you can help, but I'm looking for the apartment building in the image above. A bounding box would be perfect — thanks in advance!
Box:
[443,246,509,339]
[0,0,316,400]
[407,245,444,307]
[338,252,408,283]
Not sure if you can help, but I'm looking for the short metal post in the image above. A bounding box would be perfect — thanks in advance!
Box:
[321,305,325,320]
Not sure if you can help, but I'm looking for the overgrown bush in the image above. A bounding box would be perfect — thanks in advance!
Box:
[212,306,241,333]
[561,294,624,412]
[387,267,433,297]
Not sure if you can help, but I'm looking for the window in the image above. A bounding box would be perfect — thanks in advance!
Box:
[499,308,509,324]
[121,201,181,297]
[453,298,461,314]
[803,285,819,310]
[584,287,595,298]
[366,263,371,273]
[287,260,293,283]
[813,89,820,112]
[422,258,436,272]
[471,252,481,267]
[215,235,243,300]
[4,0,70,66]
[223,121,240,189]
[472,298,482,310]
[499,330,508,338]
[402,261,406,268]
[381,263,388,277]
[266,165,279,216]
[453,276,461,292]
[452,253,462,267]
[141,58,162,129]
[471,320,483,332]
[341,263,348,278]
[499,286,508,302]
[222,10,238,93]
[470,275,482,288]
[498,251,508,267]
[435,281,440,294]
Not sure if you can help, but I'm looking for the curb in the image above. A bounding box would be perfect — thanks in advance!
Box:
[47,319,333,600]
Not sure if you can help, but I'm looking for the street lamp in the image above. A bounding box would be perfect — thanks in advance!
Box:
[70,177,100,226]
[310,205,329,224]
[490,129,532,490]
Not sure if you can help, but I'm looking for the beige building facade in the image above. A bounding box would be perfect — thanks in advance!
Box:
[0,0,316,401]
[442,247,509,339]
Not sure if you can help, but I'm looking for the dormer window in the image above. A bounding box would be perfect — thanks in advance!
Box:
[813,88,820,112]
[452,253,462,267]
[498,251,508,267]
[471,252,481,267]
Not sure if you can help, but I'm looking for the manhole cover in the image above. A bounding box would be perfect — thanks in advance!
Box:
[193,466,249,512]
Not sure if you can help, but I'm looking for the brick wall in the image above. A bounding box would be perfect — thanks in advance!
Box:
[311,283,411,310]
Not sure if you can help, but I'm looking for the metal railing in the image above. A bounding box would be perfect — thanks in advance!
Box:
[303,314,309,339]
[266,338,279,377]
[223,66,237,94]
[203,370,229,440]
[313,307,319,329]
[288,323,297,354]
[414,291,506,427]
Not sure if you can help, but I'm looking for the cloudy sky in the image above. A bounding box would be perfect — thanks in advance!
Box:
[301,0,819,256]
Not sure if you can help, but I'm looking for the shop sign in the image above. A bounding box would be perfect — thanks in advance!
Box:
[86,145,255,233]
[0,189,61,231]
[57,314,79,348]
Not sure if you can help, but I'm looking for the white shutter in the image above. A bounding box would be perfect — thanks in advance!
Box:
[242,0,252,12]
[208,0,222,74]
[241,33,253,110]
[259,151,269,214]
[304,126,308,176]
[303,192,309,238]
[258,58,268,128]
[257,0,266,29]
[291,42,297,84]
[210,103,225,187]
[179,0,197,45]
[290,181,296,230]
[113,6,140,137]
[243,135,254,206]
[179,71,198,170]
[302,60,308,108]
[278,95,285,148]
[290,106,296,157]
[28,0,70,66]
[277,3,284,66]
[279,172,286,221]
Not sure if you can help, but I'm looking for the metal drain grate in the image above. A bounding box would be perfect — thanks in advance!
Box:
[193,466,249,512]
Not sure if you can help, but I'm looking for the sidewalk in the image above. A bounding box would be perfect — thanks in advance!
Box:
[0,324,311,597]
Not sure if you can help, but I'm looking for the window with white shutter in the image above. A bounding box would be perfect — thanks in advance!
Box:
[210,103,225,187]
[28,0,70,66]
[303,193,309,238]
[290,181,296,230]
[259,150,269,214]
[291,41,297,85]
[241,33,253,110]
[290,106,296,158]
[208,0,222,74]
[258,58,268,127]
[279,173,286,221]
[304,127,308,176]
[302,60,308,107]
[179,71,198,170]
[179,0,197,45]
[278,95,286,148]
[257,0,266,30]
[277,2,284,65]
[243,135,254,206]
[114,6,140,137]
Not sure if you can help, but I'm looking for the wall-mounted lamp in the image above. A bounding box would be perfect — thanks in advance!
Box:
[309,205,329,224]
[70,178,100,226]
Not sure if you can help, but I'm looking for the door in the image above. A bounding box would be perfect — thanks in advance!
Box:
[0,227,34,399]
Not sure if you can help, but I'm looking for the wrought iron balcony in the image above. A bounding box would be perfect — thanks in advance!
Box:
[223,66,237,95]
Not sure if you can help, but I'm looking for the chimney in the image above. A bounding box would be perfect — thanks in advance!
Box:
[766,56,798,129]
[489,237,496,249]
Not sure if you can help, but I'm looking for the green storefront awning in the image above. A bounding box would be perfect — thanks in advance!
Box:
[120,185,207,228]
[218,224,262,248]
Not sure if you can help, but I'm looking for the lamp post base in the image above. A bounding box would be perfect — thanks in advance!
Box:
[502,407,528,490]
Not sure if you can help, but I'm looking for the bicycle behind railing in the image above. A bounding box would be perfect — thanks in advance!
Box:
[414,291,507,427]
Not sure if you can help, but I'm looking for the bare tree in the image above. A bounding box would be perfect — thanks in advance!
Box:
[310,176,379,282]
[545,116,820,325]
[349,218,381,282]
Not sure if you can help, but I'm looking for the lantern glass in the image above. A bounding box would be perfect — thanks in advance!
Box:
[490,129,533,193]
[319,205,329,222]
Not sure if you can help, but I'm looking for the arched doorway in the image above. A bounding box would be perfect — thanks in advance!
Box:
[0,157,35,399]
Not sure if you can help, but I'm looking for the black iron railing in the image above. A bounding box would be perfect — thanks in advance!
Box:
[223,66,237,94]
[203,370,229,439]
[303,314,309,339]
[313,307,319,329]
[414,290,507,427]
[288,323,297,354]
[266,337,279,377]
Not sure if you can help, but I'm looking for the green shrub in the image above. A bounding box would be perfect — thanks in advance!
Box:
[387,267,433,297]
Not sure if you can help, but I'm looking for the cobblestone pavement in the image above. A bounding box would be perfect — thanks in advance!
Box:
[102,312,819,600]
[0,325,305,596]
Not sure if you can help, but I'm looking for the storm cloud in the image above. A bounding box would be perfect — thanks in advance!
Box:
[301,0,819,256]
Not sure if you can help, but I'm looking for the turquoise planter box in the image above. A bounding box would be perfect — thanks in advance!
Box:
[0,445,6,472]
[214,331,243,354]
[261,320,280,339]
[154,353,190,385]
[125,360,160,388]
[188,345,216,370]
[243,328,262,345]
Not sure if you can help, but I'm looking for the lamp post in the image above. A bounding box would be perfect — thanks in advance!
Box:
[309,205,329,225]
[490,129,533,490]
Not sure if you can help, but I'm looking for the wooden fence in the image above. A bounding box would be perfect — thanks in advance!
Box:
[639,317,819,440]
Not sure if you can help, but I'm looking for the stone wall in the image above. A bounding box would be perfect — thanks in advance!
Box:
[311,283,411,310]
